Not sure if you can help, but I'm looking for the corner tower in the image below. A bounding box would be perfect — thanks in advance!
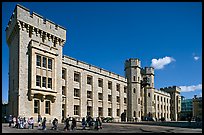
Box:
[125,58,142,121]
[6,4,66,121]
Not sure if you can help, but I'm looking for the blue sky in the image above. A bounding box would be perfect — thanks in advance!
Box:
[2,2,202,102]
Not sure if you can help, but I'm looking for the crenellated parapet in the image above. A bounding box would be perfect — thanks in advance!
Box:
[124,58,141,70]
[160,86,181,94]
[144,67,154,75]
[6,4,66,47]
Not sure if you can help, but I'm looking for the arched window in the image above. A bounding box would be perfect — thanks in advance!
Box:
[133,88,136,93]
[134,111,136,117]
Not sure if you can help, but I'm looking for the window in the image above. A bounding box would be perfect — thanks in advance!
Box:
[158,104,159,110]
[108,95,112,102]
[108,81,112,89]
[154,95,156,100]
[161,105,162,110]
[87,106,92,116]
[164,105,165,110]
[48,58,52,69]
[116,84,120,91]
[98,107,103,117]
[87,76,92,85]
[133,88,136,93]
[138,98,140,104]
[157,96,159,101]
[34,100,40,114]
[62,69,66,79]
[98,93,103,100]
[74,88,80,97]
[98,79,103,87]
[74,105,79,115]
[124,98,127,103]
[167,99,168,103]
[48,78,52,89]
[134,111,136,117]
[161,97,162,102]
[139,111,140,117]
[108,108,112,116]
[42,77,46,88]
[117,96,120,103]
[43,57,47,68]
[164,98,165,102]
[117,109,120,116]
[74,72,80,82]
[133,76,136,81]
[36,55,41,67]
[45,101,50,114]
[124,86,127,93]
[62,86,66,95]
[87,91,92,99]
[36,75,41,87]
[167,106,168,111]
[148,93,150,97]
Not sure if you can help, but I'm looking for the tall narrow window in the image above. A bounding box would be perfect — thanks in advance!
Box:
[36,55,41,67]
[148,93,150,97]
[87,106,92,116]
[45,101,50,114]
[108,108,112,116]
[98,107,103,117]
[133,88,136,93]
[108,95,112,102]
[74,72,80,82]
[48,58,52,69]
[108,81,112,90]
[117,109,120,116]
[87,91,92,99]
[124,98,127,103]
[134,111,136,117]
[124,86,127,93]
[116,84,120,91]
[48,78,52,89]
[42,77,46,88]
[36,75,41,87]
[62,69,66,79]
[87,76,92,85]
[98,93,103,100]
[74,88,80,97]
[117,96,120,103]
[133,76,136,81]
[34,100,40,114]
[98,79,103,87]
[62,86,66,95]
[74,105,79,115]
[43,57,47,68]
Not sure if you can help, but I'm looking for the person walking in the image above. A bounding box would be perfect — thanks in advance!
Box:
[37,114,42,129]
[82,117,86,130]
[71,117,77,130]
[42,117,47,130]
[8,115,13,127]
[13,116,16,128]
[64,117,70,131]
[98,116,102,129]
[94,117,99,130]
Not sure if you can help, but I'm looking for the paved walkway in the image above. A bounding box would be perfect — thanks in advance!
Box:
[2,122,202,133]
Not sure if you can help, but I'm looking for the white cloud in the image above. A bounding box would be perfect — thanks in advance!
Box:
[179,84,202,92]
[194,56,199,61]
[151,56,175,70]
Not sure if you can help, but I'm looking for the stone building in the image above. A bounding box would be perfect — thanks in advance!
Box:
[6,4,181,123]
[192,95,202,120]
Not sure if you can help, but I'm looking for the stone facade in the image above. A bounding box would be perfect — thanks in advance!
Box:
[6,4,181,123]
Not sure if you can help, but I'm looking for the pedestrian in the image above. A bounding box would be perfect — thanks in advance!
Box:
[42,117,47,130]
[98,116,102,129]
[94,117,99,130]
[71,117,77,130]
[64,117,70,131]
[38,114,42,129]
[23,117,27,129]
[82,117,86,130]
[8,115,13,127]
[13,116,16,128]
[52,118,58,130]
[19,117,24,129]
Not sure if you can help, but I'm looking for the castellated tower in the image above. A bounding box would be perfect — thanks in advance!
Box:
[141,67,155,118]
[6,4,66,121]
[125,58,142,121]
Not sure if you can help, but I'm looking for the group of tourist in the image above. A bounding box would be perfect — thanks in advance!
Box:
[8,115,34,129]
[8,114,103,131]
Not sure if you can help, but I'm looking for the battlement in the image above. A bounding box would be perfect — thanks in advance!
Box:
[160,86,181,94]
[6,4,66,44]
[144,67,154,75]
[125,58,141,69]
